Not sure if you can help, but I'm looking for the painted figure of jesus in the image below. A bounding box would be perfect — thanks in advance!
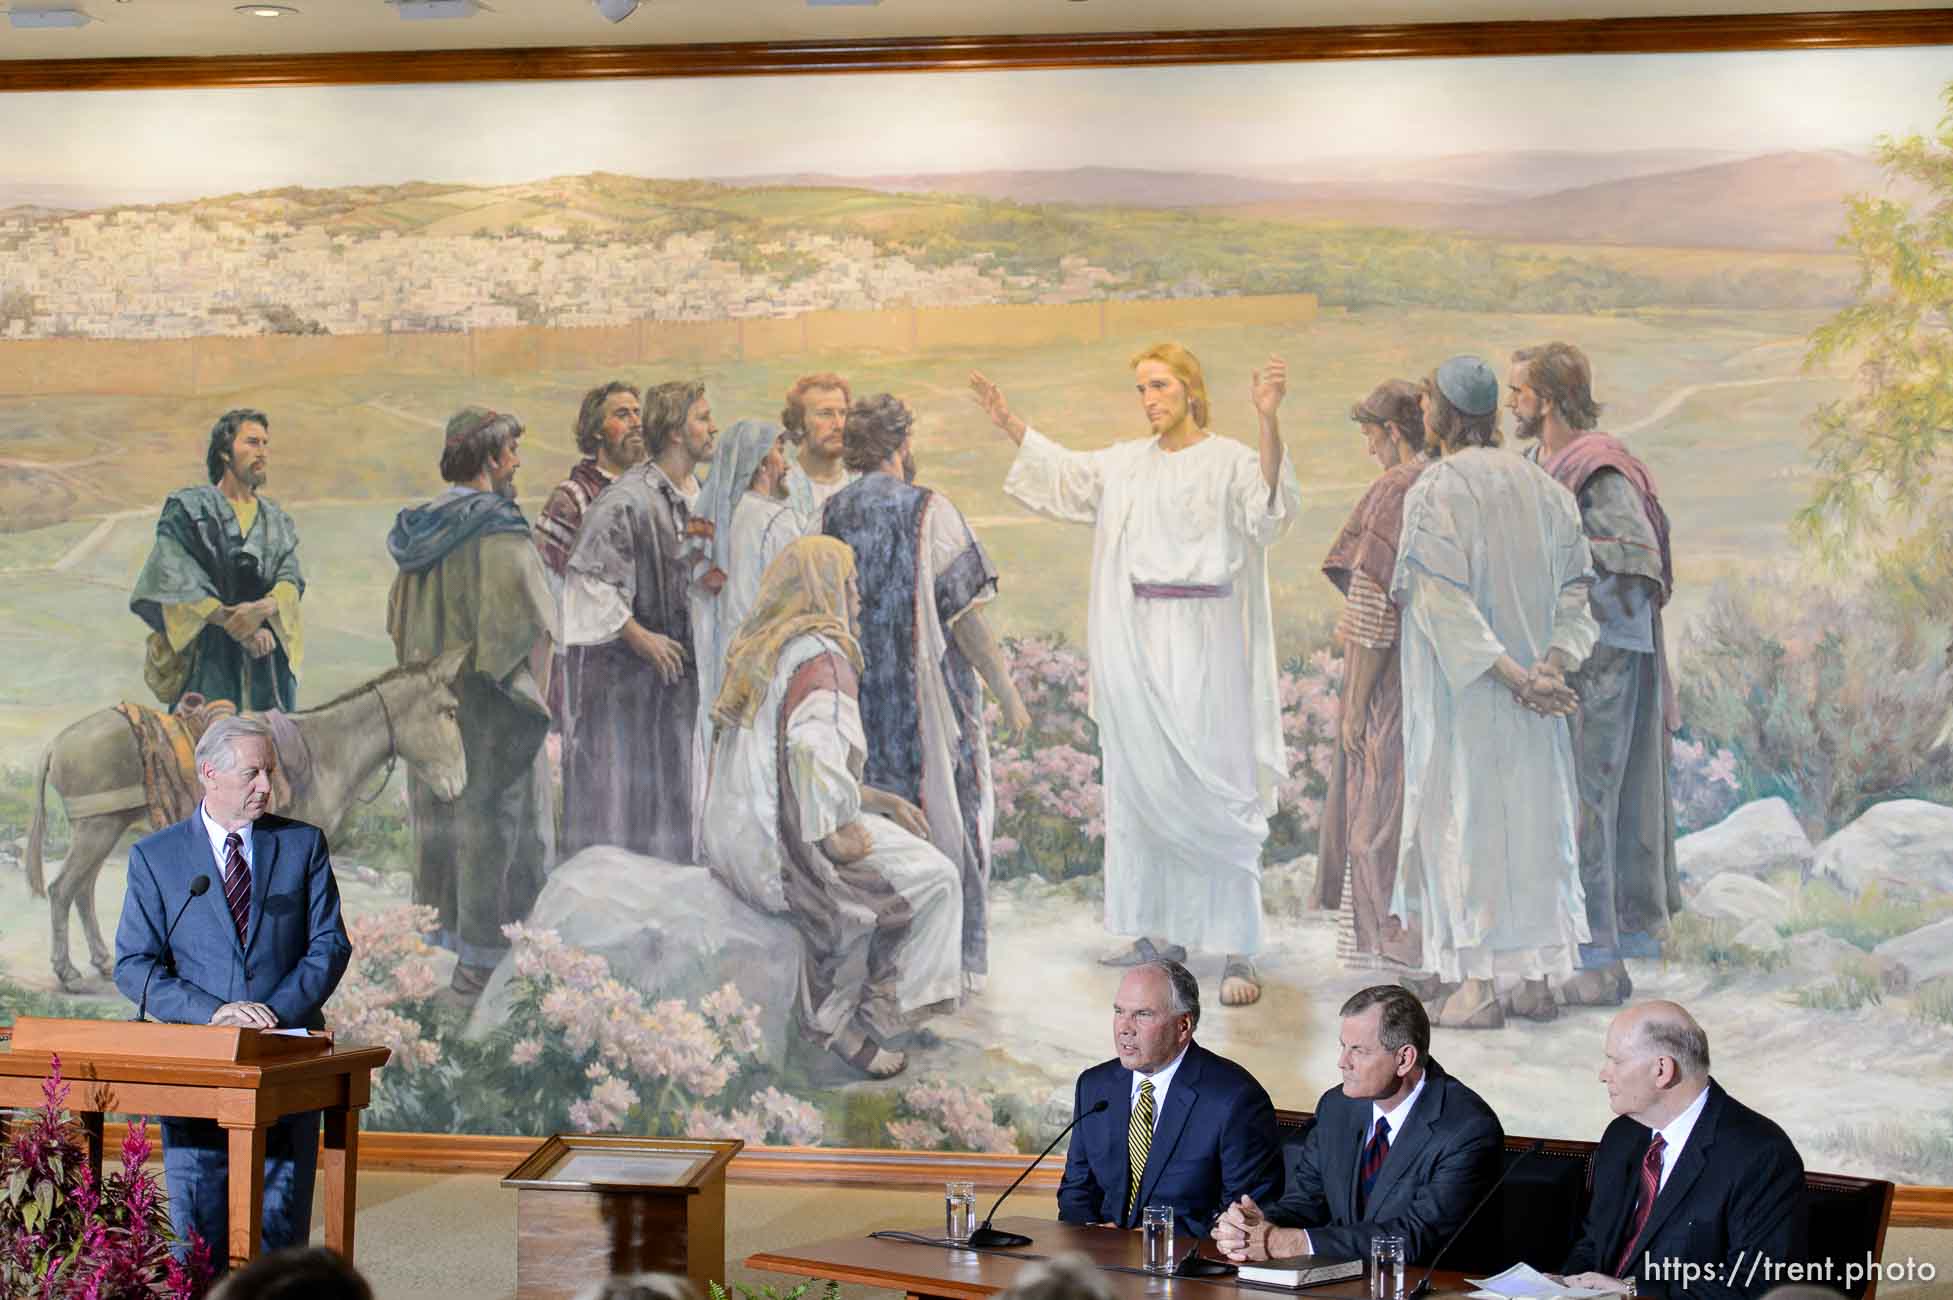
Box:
[970,344,1299,1007]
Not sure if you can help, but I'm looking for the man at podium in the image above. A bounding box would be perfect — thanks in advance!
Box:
[113,713,353,1264]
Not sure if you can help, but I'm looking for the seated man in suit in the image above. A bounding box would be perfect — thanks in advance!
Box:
[1214,985,1502,1263]
[1555,1002,1805,1300]
[114,713,353,1265]
[1058,959,1282,1237]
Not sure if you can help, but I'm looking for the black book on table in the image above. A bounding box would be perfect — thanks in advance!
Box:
[1234,1254,1366,1288]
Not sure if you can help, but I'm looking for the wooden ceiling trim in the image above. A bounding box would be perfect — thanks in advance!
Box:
[2,9,1951,93]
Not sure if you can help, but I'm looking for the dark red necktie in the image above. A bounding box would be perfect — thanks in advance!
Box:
[1357,1115,1391,1216]
[223,832,252,945]
[1613,1133,1667,1276]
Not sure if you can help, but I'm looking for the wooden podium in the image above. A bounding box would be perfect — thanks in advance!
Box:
[503,1134,742,1299]
[0,1016,390,1269]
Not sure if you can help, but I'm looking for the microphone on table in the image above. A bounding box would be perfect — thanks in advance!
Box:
[966,1098,1111,1249]
[133,873,211,1024]
[1407,1139,1545,1300]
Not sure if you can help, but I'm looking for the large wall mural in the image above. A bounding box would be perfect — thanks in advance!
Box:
[3,40,1952,1189]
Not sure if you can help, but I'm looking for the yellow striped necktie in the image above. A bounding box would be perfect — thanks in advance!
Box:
[1126,1078,1155,1222]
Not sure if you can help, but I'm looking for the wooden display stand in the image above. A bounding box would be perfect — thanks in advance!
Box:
[0,1016,390,1270]
[503,1134,742,1299]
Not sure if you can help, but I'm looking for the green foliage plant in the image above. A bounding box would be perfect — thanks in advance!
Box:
[708,1279,841,1300]
[1801,81,1953,607]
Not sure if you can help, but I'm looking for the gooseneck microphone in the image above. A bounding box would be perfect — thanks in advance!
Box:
[1407,1139,1545,1300]
[133,873,211,1024]
[966,1098,1112,1249]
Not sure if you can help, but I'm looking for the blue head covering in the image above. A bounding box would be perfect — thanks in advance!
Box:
[698,418,786,577]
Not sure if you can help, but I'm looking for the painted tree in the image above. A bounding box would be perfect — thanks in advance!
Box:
[1801,81,1953,606]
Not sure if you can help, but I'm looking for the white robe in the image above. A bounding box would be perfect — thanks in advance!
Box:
[1004,427,1299,955]
[702,633,963,1035]
[1389,447,1600,983]
[693,491,800,751]
[785,462,859,534]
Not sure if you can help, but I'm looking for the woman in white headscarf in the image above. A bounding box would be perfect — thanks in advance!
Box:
[691,417,799,754]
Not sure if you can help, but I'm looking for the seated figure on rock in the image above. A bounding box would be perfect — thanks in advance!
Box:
[701,536,962,1079]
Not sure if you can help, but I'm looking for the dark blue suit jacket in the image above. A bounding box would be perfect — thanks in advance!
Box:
[1057,1041,1282,1239]
[114,811,352,1030]
[1266,1057,1503,1263]
[1564,1080,1805,1300]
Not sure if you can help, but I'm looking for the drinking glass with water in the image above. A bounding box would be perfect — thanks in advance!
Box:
[944,1181,977,1244]
[1142,1204,1175,1273]
[1370,1233,1407,1300]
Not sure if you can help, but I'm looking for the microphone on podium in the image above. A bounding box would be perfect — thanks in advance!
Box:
[133,873,211,1024]
[1407,1139,1546,1300]
[966,1098,1111,1249]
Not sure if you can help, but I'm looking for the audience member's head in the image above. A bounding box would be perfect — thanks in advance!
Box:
[572,1273,698,1300]
[210,1247,373,1300]
[1000,1252,1115,1300]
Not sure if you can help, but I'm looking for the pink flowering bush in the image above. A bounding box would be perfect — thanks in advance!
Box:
[1670,735,1745,834]
[325,904,444,1074]
[0,1054,211,1298]
[480,924,824,1143]
[1267,649,1343,858]
[884,1077,1021,1154]
[987,636,1106,879]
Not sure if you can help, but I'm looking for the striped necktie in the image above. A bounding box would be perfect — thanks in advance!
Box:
[223,831,252,945]
[1126,1079,1155,1223]
[1612,1133,1667,1276]
[1358,1115,1391,1216]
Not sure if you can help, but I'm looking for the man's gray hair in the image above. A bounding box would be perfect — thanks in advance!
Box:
[1144,958,1201,1032]
[194,714,275,775]
[1000,1252,1114,1300]
[1639,1008,1711,1077]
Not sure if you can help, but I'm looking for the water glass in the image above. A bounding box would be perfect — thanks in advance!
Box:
[1370,1233,1407,1300]
[944,1181,977,1244]
[1142,1204,1175,1274]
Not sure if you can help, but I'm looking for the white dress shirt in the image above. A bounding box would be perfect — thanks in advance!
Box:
[1369,1067,1430,1152]
[1131,1042,1192,1132]
[198,802,255,884]
[1649,1083,1710,1192]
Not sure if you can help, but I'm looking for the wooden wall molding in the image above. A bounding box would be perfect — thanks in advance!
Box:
[93,1124,1953,1229]
[1,9,1951,94]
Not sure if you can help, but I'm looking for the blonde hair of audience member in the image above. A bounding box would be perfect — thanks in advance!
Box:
[572,1273,699,1300]
[1000,1252,1116,1300]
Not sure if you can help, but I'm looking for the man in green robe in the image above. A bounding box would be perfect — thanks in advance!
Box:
[387,406,558,1004]
[130,409,304,711]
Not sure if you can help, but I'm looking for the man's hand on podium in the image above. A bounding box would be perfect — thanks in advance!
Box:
[212,1001,277,1029]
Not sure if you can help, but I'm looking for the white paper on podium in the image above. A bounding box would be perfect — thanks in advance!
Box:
[1467,1263,1612,1299]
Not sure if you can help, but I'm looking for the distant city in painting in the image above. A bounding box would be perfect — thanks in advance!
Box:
[2,44,1951,1188]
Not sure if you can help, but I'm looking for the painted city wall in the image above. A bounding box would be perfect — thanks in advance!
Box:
[1,43,1952,1190]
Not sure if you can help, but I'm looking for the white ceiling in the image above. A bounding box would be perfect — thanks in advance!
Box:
[0,0,1933,62]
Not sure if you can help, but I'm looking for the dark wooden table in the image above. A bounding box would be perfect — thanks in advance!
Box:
[748,1215,1473,1300]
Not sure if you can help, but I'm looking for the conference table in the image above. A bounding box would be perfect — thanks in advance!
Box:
[748,1216,1473,1300]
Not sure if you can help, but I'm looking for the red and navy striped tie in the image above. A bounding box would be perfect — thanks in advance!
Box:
[1612,1133,1666,1275]
[222,831,251,946]
[1358,1115,1391,1216]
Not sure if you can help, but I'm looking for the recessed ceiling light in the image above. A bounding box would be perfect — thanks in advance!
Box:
[235,3,298,14]
[591,0,636,19]
[8,6,93,27]
[394,0,479,18]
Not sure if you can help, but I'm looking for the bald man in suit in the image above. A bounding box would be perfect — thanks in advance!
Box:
[1556,1002,1805,1300]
